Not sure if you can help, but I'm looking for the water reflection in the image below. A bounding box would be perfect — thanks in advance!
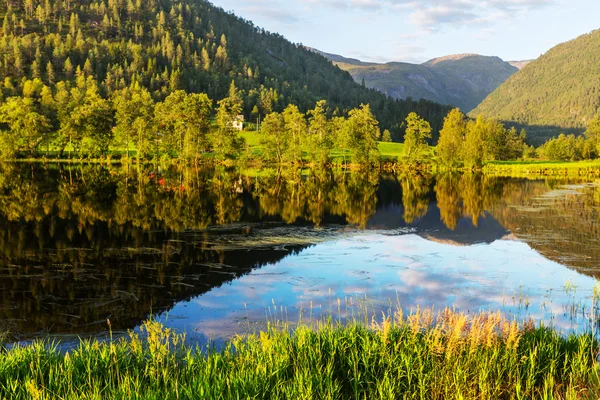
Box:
[164,235,597,342]
[0,163,599,343]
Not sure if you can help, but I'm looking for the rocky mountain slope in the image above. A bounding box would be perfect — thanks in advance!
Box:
[313,50,518,112]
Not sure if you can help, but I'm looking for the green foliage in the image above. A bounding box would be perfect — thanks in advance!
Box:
[463,116,490,168]
[112,83,156,159]
[381,129,392,142]
[539,133,593,161]
[345,104,381,165]
[282,104,306,164]
[306,100,333,164]
[212,81,244,160]
[53,74,114,158]
[433,111,528,169]
[259,112,287,164]
[155,90,213,159]
[585,117,600,155]
[436,108,466,167]
[402,112,431,164]
[0,96,50,158]
[472,29,600,143]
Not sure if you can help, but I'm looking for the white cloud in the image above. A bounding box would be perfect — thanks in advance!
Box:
[299,0,554,28]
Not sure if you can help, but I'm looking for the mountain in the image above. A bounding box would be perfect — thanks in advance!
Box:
[313,50,518,112]
[0,0,450,137]
[471,29,600,144]
[508,60,533,70]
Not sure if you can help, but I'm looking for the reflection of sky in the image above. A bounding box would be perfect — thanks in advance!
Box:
[158,234,598,343]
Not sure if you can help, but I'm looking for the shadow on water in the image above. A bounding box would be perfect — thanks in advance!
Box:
[0,163,599,342]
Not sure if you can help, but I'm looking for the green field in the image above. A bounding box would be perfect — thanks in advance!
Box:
[240,131,409,162]
[1,310,598,399]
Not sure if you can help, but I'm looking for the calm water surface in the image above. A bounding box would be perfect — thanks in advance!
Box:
[1,163,599,344]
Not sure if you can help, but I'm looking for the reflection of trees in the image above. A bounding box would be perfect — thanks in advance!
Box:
[398,172,432,224]
[330,171,379,229]
[0,164,383,337]
[251,168,378,228]
[0,213,311,337]
[435,173,462,230]
[488,177,600,278]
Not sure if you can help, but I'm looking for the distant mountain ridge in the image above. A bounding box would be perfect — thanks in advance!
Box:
[311,49,519,112]
[507,60,533,70]
[471,28,600,144]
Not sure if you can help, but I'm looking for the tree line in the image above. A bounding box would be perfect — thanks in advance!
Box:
[536,118,600,161]
[0,74,387,164]
[409,108,529,168]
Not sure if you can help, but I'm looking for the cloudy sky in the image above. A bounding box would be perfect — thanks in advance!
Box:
[213,0,599,63]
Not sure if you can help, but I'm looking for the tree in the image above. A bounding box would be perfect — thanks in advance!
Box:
[504,127,526,160]
[112,84,156,159]
[77,90,114,157]
[345,104,380,165]
[307,100,332,164]
[155,91,213,159]
[381,129,392,142]
[259,112,287,164]
[283,104,306,163]
[436,108,465,168]
[211,81,244,160]
[402,112,431,164]
[332,116,350,166]
[462,116,486,168]
[0,97,50,158]
[585,117,600,155]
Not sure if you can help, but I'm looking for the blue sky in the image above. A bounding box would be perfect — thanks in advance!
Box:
[213,0,599,64]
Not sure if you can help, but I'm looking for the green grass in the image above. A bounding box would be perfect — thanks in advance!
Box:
[0,309,598,399]
[483,159,600,177]
[377,141,406,160]
[240,130,411,163]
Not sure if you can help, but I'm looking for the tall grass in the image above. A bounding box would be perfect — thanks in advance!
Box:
[0,308,598,399]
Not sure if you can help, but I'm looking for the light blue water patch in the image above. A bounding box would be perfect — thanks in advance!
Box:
[160,233,598,342]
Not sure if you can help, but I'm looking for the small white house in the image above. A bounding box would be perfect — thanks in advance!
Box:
[232,115,244,131]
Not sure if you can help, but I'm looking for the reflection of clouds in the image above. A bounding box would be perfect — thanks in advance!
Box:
[158,234,599,342]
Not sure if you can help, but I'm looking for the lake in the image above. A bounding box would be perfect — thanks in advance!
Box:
[1,163,599,345]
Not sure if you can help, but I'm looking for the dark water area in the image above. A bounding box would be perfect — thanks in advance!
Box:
[1,163,599,345]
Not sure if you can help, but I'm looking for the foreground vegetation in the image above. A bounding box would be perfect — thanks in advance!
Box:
[1,309,598,399]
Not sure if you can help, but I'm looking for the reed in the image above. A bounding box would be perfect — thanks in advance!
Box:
[0,307,598,399]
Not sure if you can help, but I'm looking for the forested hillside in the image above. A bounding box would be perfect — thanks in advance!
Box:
[0,0,449,138]
[315,50,517,112]
[471,29,600,144]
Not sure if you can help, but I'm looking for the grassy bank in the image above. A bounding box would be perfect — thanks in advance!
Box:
[483,160,600,177]
[1,310,598,399]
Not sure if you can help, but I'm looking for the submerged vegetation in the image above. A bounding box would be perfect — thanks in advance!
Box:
[1,309,599,399]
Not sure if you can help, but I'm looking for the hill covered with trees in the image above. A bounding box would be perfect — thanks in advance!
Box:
[0,0,450,149]
[314,50,517,112]
[471,29,600,144]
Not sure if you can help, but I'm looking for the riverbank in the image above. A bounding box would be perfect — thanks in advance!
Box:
[1,310,598,399]
[483,160,600,177]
